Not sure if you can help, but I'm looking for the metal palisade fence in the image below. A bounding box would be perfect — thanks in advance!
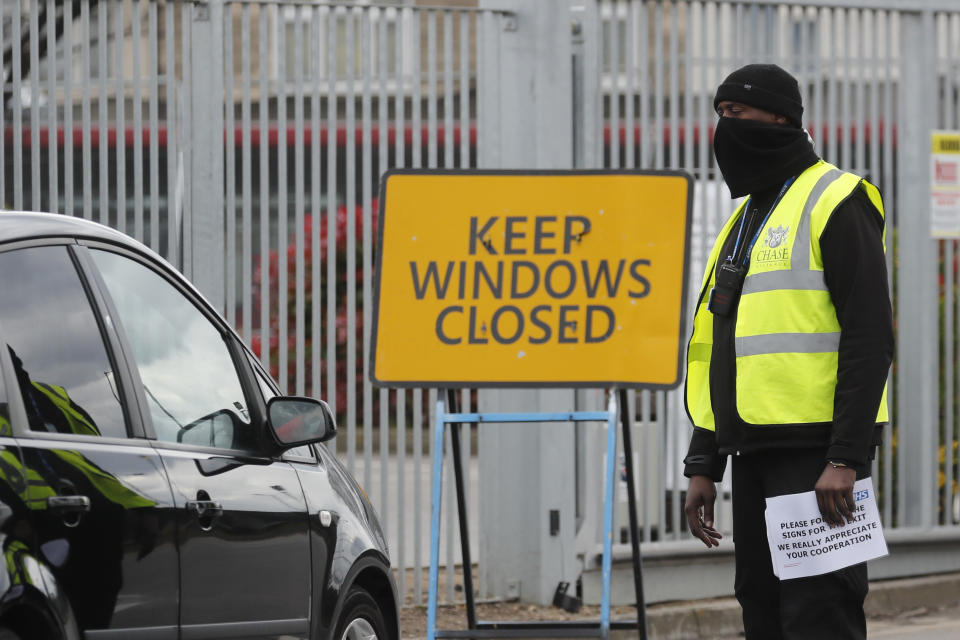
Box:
[2,0,959,606]
[0,0,506,607]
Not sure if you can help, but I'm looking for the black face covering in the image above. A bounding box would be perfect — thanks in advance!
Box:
[712,117,819,198]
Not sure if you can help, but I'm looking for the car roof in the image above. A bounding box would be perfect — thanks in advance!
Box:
[0,210,142,248]
[0,210,200,303]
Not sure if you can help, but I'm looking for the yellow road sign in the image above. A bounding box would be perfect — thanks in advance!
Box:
[371,170,693,388]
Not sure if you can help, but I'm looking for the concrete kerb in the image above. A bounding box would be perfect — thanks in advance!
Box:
[616,572,960,640]
[636,598,743,640]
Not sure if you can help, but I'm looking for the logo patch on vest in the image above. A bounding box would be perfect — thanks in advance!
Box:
[754,225,791,265]
[765,225,789,248]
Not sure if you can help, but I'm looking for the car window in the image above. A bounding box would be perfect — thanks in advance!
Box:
[90,250,254,450]
[0,246,128,438]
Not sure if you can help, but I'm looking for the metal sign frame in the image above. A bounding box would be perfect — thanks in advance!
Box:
[427,389,649,640]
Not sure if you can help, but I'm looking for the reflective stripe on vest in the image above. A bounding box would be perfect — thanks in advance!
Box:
[684,161,890,430]
[735,332,841,357]
[52,449,156,509]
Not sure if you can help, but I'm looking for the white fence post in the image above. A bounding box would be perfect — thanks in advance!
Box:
[896,8,939,529]
[187,0,226,311]
[476,0,578,606]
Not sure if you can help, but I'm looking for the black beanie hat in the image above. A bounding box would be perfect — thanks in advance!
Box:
[713,64,804,129]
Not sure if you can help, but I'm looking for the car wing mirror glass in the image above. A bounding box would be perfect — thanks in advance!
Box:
[177,408,242,448]
[266,396,337,448]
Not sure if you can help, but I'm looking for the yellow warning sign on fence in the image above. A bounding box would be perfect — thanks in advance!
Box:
[370,171,692,388]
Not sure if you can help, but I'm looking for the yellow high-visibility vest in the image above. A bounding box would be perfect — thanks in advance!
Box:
[32,382,100,436]
[52,449,156,509]
[685,160,890,430]
[0,449,56,510]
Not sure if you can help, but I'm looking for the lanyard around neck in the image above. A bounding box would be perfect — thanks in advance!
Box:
[726,176,796,266]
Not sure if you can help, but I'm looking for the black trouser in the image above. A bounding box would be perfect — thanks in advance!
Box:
[732,448,870,640]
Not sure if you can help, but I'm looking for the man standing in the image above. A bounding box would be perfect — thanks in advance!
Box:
[682,64,893,639]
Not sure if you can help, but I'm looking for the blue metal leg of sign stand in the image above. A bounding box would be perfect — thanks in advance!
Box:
[600,393,618,639]
[426,395,636,640]
[428,403,447,640]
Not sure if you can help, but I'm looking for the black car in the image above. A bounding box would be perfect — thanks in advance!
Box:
[0,212,398,640]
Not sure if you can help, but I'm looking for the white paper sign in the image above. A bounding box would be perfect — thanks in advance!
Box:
[764,478,888,580]
[931,131,960,238]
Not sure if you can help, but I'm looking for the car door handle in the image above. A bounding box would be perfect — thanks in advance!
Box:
[186,500,223,519]
[47,495,91,513]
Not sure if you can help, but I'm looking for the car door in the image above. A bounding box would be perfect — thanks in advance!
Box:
[86,245,312,639]
[245,354,337,635]
[0,243,179,638]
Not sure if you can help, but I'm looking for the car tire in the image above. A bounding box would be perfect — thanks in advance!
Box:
[0,627,22,640]
[333,587,388,640]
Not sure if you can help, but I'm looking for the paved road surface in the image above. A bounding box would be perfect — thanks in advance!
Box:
[866,605,960,639]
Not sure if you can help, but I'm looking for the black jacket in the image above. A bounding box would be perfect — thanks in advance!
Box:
[683,181,894,481]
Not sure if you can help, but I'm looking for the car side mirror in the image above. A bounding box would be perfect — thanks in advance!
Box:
[266,396,337,448]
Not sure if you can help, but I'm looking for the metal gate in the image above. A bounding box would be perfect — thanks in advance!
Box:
[1,0,511,607]
[3,0,959,608]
